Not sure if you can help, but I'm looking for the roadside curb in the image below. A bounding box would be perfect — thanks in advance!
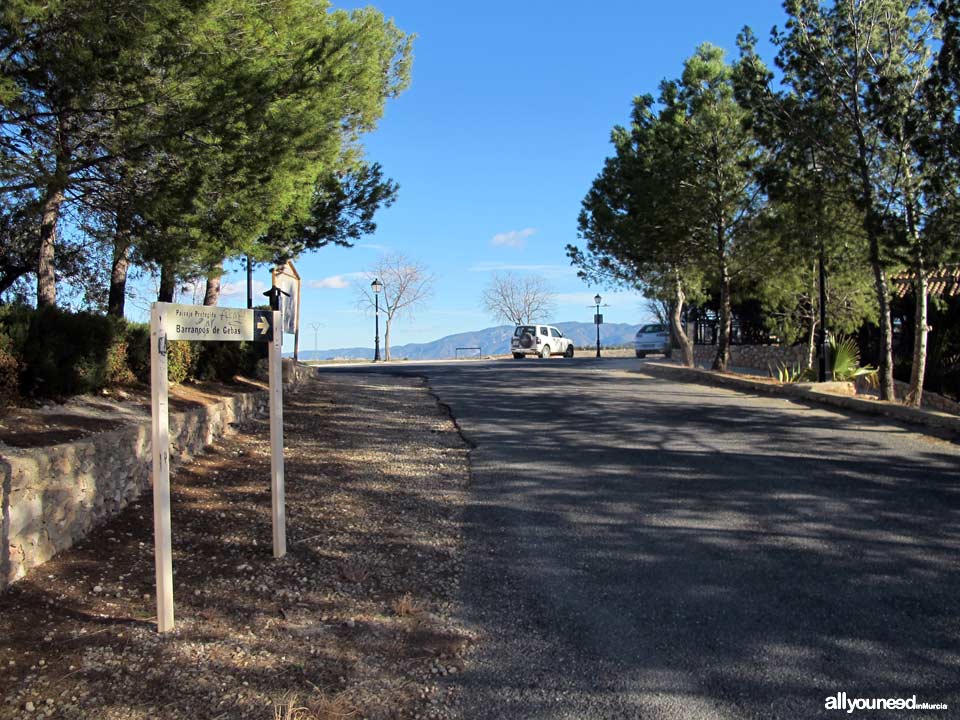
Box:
[638,362,960,437]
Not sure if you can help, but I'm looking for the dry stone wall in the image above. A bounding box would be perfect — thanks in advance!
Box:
[1,360,313,590]
[692,344,807,372]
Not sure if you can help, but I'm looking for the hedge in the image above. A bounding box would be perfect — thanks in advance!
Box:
[0,305,267,406]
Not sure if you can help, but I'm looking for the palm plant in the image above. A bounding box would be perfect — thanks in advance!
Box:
[830,335,879,386]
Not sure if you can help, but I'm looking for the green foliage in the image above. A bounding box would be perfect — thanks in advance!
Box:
[0,330,20,408]
[0,307,264,401]
[4,306,114,396]
[769,361,816,384]
[193,341,266,383]
[105,338,138,386]
[1,0,413,308]
[123,323,152,382]
[830,335,879,385]
[165,341,194,385]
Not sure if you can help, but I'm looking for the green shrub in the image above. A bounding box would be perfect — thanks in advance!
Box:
[769,361,816,384]
[122,322,151,383]
[166,340,194,385]
[15,306,116,397]
[105,337,137,385]
[0,305,267,400]
[192,340,268,383]
[0,333,20,408]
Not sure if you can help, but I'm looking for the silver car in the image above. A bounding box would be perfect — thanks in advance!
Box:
[634,323,671,358]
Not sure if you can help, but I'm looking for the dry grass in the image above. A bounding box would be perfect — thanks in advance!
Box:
[273,692,357,720]
[391,593,423,618]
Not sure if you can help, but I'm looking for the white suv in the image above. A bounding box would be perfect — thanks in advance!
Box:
[511,325,575,359]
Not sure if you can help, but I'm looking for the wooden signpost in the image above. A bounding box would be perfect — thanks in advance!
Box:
[149,302,284,633]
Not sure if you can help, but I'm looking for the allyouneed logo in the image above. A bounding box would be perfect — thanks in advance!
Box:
[825,693,948,714]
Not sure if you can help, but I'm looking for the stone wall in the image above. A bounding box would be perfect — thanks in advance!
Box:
[0,360,313,590]
[692,344,807,372]
[691,345,959,414]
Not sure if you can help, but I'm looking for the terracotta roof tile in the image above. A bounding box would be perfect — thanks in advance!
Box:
[890,266,960,298]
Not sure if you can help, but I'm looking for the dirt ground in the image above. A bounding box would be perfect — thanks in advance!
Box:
[0,373,475,720]
[0,379,271,449]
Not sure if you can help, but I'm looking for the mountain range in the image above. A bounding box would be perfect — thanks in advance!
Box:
[292,321,644,361]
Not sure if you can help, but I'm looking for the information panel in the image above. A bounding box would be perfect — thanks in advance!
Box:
[160,304,273,342]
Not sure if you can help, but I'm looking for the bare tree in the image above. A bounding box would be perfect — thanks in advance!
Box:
[481,272,555,326]
[358,253,434,360]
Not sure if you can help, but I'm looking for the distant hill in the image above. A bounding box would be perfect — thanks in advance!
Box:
[292,322,644,361]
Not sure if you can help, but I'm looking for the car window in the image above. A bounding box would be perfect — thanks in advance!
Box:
[639,324,665,334]
[538,326,548,336]
[515,325,536,337]
[550,328,562,338]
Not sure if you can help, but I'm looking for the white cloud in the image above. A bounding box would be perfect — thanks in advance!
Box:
[490,227,536,248]
[306,272,368,289]
[357,243,389,251]
[308,275,351,289]
[220,280,267,298]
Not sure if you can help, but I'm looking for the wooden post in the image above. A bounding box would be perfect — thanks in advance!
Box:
[150,304,174,632]
[269,309,286,558]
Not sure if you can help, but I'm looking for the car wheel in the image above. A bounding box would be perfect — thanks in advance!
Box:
[519,333,535,349]
[636,352,646,358]
[540,344,551,359]
[564,344,574,358]
[512,353,524,359]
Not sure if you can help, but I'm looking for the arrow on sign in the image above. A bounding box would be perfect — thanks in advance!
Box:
[251,310,274,342]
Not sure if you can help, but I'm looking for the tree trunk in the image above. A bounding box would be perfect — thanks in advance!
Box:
[203,260,224,306]
[713,254,732,371]
[384,317,392,361]
[903,175,927,408]
[158,264,176,303]
[670,272,694,367]
[905,266,928,408]
[853,123,895,400]
[37,186,64,308]
[868,245,896,401]
[107,231,131,318]
[805,262,817,370]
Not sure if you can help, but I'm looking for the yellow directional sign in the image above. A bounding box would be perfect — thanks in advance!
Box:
[159,303,273,342]
[253,310,273,341]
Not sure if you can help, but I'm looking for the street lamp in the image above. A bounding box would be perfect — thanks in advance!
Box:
[371,278,383,362]
[810,152,829,382]
[594,293,603,358]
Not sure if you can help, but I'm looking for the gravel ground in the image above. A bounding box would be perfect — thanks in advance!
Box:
[0,373,474,720]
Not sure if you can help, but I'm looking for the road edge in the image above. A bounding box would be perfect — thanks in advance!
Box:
[637,361,960,438]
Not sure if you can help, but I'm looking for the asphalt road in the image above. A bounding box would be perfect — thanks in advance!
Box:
[317,358,960,719]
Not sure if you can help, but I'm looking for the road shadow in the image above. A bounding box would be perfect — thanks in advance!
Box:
[398,362,960,720]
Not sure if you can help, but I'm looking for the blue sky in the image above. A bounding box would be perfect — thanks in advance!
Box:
[199,0,790,354]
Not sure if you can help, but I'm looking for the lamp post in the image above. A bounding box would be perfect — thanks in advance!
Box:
[594,293,602,358]
[371,278,383,362]
[811,152,829,382]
